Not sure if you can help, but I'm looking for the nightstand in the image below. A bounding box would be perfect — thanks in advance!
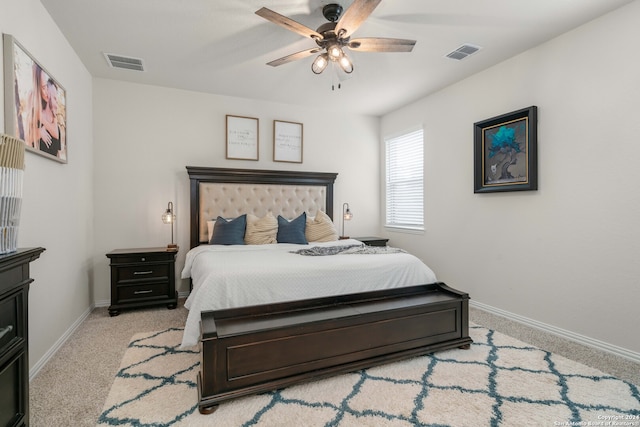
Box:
[354,236,389,247]
[107,247,178,316]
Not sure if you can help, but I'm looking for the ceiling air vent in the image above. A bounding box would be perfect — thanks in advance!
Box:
[103,53,145,71]
[446,44,482,61]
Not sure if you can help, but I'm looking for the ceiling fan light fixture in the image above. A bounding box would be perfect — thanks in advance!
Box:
[327,44,342,60]
[338,53,354,74]
[256,0,416,79]
[312,53,329,74]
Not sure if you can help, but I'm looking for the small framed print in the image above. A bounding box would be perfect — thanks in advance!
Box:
[273,120,303,163]
[226,115,259,160]
[474,106,537,193]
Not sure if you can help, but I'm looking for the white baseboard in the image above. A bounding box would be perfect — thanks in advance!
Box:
[470,300,640,364]
[30,297,638,383]
[31,291,190,380]
[29,304,94,381]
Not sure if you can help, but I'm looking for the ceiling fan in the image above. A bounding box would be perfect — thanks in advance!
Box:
[255,0,416,75]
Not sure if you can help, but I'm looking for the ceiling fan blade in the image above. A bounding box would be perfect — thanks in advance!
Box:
[335,0,382,38]
[266,47,323,67]
[348,37,416,52]
[255,7,323,40]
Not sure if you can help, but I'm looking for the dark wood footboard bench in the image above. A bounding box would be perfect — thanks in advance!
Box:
[197,282,472,414]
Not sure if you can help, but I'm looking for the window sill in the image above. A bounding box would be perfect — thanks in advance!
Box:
[384,225,424,235]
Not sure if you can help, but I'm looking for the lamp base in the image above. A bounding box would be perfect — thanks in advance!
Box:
[167,244,178,252]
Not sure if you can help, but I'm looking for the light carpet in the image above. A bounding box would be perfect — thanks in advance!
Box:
[96,327,640,426]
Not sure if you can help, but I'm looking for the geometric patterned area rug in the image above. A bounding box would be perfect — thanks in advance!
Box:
[96,326,640,427]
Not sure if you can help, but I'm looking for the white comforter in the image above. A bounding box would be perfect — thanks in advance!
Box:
[179,239,437,348]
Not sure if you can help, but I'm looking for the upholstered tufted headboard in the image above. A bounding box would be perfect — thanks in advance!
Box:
[186,167,338,248]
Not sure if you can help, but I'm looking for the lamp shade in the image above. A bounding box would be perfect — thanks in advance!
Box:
[161,209,175,224]
[343,205,353,220]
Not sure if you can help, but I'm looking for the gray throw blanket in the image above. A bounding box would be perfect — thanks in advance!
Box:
[292,244,406,256]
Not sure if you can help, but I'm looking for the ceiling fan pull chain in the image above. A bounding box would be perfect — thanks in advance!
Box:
[332,65,336,90]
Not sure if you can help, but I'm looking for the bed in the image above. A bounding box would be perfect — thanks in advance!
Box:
[182,166,472,414]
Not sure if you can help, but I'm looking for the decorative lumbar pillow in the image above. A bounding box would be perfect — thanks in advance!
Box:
[277,212,308,244]
[210,215,247,245]
[245,213,278,245]
[306,210,338,242]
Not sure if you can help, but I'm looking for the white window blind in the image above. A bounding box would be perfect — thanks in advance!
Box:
[385,129,424,230]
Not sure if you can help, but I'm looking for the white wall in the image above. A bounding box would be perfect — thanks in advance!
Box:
[92,79,381,301]
[381,1,640,354]
[0,0,94,370]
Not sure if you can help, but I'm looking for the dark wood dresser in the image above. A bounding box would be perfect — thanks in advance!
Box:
[107,247,178,316]
[0,247,45,427]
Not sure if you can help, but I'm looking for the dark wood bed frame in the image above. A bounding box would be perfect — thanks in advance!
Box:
[186,166,472,415]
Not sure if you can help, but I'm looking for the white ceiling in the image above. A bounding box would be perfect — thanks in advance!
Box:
[40,0,633,116]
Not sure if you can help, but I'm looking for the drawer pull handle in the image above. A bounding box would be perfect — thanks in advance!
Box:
[134,290,153,295]
[0,325,14,340]
[134,270,153,275]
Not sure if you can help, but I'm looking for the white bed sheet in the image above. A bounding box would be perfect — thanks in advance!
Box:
[179,239,437,348]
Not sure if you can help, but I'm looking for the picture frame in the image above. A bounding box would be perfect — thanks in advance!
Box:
[226,115,259,160]
[3,34,68,163]
[273,120,303,163]
[474,106,537,193]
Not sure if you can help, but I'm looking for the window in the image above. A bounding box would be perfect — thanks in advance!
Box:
[385,128,424,230]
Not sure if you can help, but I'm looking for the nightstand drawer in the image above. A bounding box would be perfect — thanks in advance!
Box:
[0,353,24,427]
[117,283,169,302]
[0,289,24,356]
[117,264,169,282]
[113,253,172,264]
